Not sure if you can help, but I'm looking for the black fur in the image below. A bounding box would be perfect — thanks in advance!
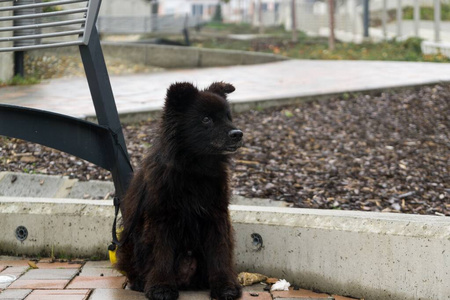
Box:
[115,82,243,300]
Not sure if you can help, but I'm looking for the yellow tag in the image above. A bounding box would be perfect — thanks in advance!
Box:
[108,227,126,275]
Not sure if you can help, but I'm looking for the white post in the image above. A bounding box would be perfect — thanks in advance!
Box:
[434,0,441,42]
[414,0,420,37]
[353,0,357,39]
[0,1,14,82]
[397,0,402,38]
[382,0,387,40]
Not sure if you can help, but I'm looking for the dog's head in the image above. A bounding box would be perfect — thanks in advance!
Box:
[162,82,243,155]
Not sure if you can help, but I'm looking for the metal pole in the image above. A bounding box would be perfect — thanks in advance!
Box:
[397,0,402,38]
[413,0,420,37]
[258,0,264,34]
[363,0,369,38]
[382,0,387,40]
[292,0,297,42]
[13,51,24,77]
[434,0,441,42]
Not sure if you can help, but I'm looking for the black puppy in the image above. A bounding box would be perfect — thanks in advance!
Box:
[115,82,243,300]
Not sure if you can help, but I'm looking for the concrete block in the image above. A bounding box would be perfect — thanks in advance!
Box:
[232,206,450,300]
[52,178,77,199]
[0,173,66,198]
[0,198,114,258]
[144,45,200,68]
[199,48,244,67]
[102,43,147,65]
[66,180,114,199]
[0,199,449,299]
[100,42,286,69]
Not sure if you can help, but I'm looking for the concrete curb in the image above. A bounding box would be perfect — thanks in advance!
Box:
[100,42,289,69]
[27,42,288,70]
[0,172,290,207]
[0,198,448,300]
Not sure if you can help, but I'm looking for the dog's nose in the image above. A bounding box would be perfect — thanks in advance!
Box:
[228,129,243,140]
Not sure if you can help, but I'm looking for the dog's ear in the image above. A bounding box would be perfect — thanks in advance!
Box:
[206,82,235,99]
[165,82,199,111]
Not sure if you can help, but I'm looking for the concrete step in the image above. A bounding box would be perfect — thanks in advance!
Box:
[0,172,289,207]
[0,198,448,299]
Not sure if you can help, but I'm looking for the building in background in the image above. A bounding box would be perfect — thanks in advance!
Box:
[100,0,221,20]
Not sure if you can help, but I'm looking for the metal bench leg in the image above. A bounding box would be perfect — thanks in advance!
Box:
[79,26,133,200]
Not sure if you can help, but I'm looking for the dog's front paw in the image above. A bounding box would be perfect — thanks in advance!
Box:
[146,284,179,300]
[210,282,242,300]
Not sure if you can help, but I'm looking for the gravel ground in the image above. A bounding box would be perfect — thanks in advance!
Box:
[0,84,449,216]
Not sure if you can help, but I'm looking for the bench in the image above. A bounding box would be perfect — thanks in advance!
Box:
[0,0,133,225]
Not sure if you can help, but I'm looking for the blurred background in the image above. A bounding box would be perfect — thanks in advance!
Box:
[96,0,450,60]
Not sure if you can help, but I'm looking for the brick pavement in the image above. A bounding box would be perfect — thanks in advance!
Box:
[0,257,360,300]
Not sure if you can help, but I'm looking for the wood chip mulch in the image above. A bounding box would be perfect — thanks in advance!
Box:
[0,84,448,216]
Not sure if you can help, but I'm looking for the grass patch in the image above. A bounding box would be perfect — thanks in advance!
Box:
[0,75,40,87]
[193,24,450,63]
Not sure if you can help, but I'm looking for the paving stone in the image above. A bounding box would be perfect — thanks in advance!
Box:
[78,267,123,277]
[0,267,30,279]
[332,295,359,300]
[272,289,332,299]
[0,261,30,268]
[66,276,126,289]
[87,288,146,300]
[178,291,210,300]
[82,262,112,269]
[24,289,91,300]
[7,280,69,290]
[35,262,83,270]
[240,291,272,300]
[20,269,78,281]
[0,271,21,289]
[0,289,32,300]
[242,283,268,293]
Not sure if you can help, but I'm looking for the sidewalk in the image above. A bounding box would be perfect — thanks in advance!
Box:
[0,257,357,300]
[1,59,450,119]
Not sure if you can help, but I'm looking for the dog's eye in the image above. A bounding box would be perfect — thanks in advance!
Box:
[202,117,211,124]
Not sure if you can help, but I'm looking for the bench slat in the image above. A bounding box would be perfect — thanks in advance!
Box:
[0,40,82,52]
[0,18,85,32]
[0,8,88,22]
[0,28,83,42]
[0,0,88,12]
[0,0,101,51]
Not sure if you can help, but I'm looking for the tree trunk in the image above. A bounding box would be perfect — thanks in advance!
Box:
[292,0,297,43]
[328,0,335,51]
